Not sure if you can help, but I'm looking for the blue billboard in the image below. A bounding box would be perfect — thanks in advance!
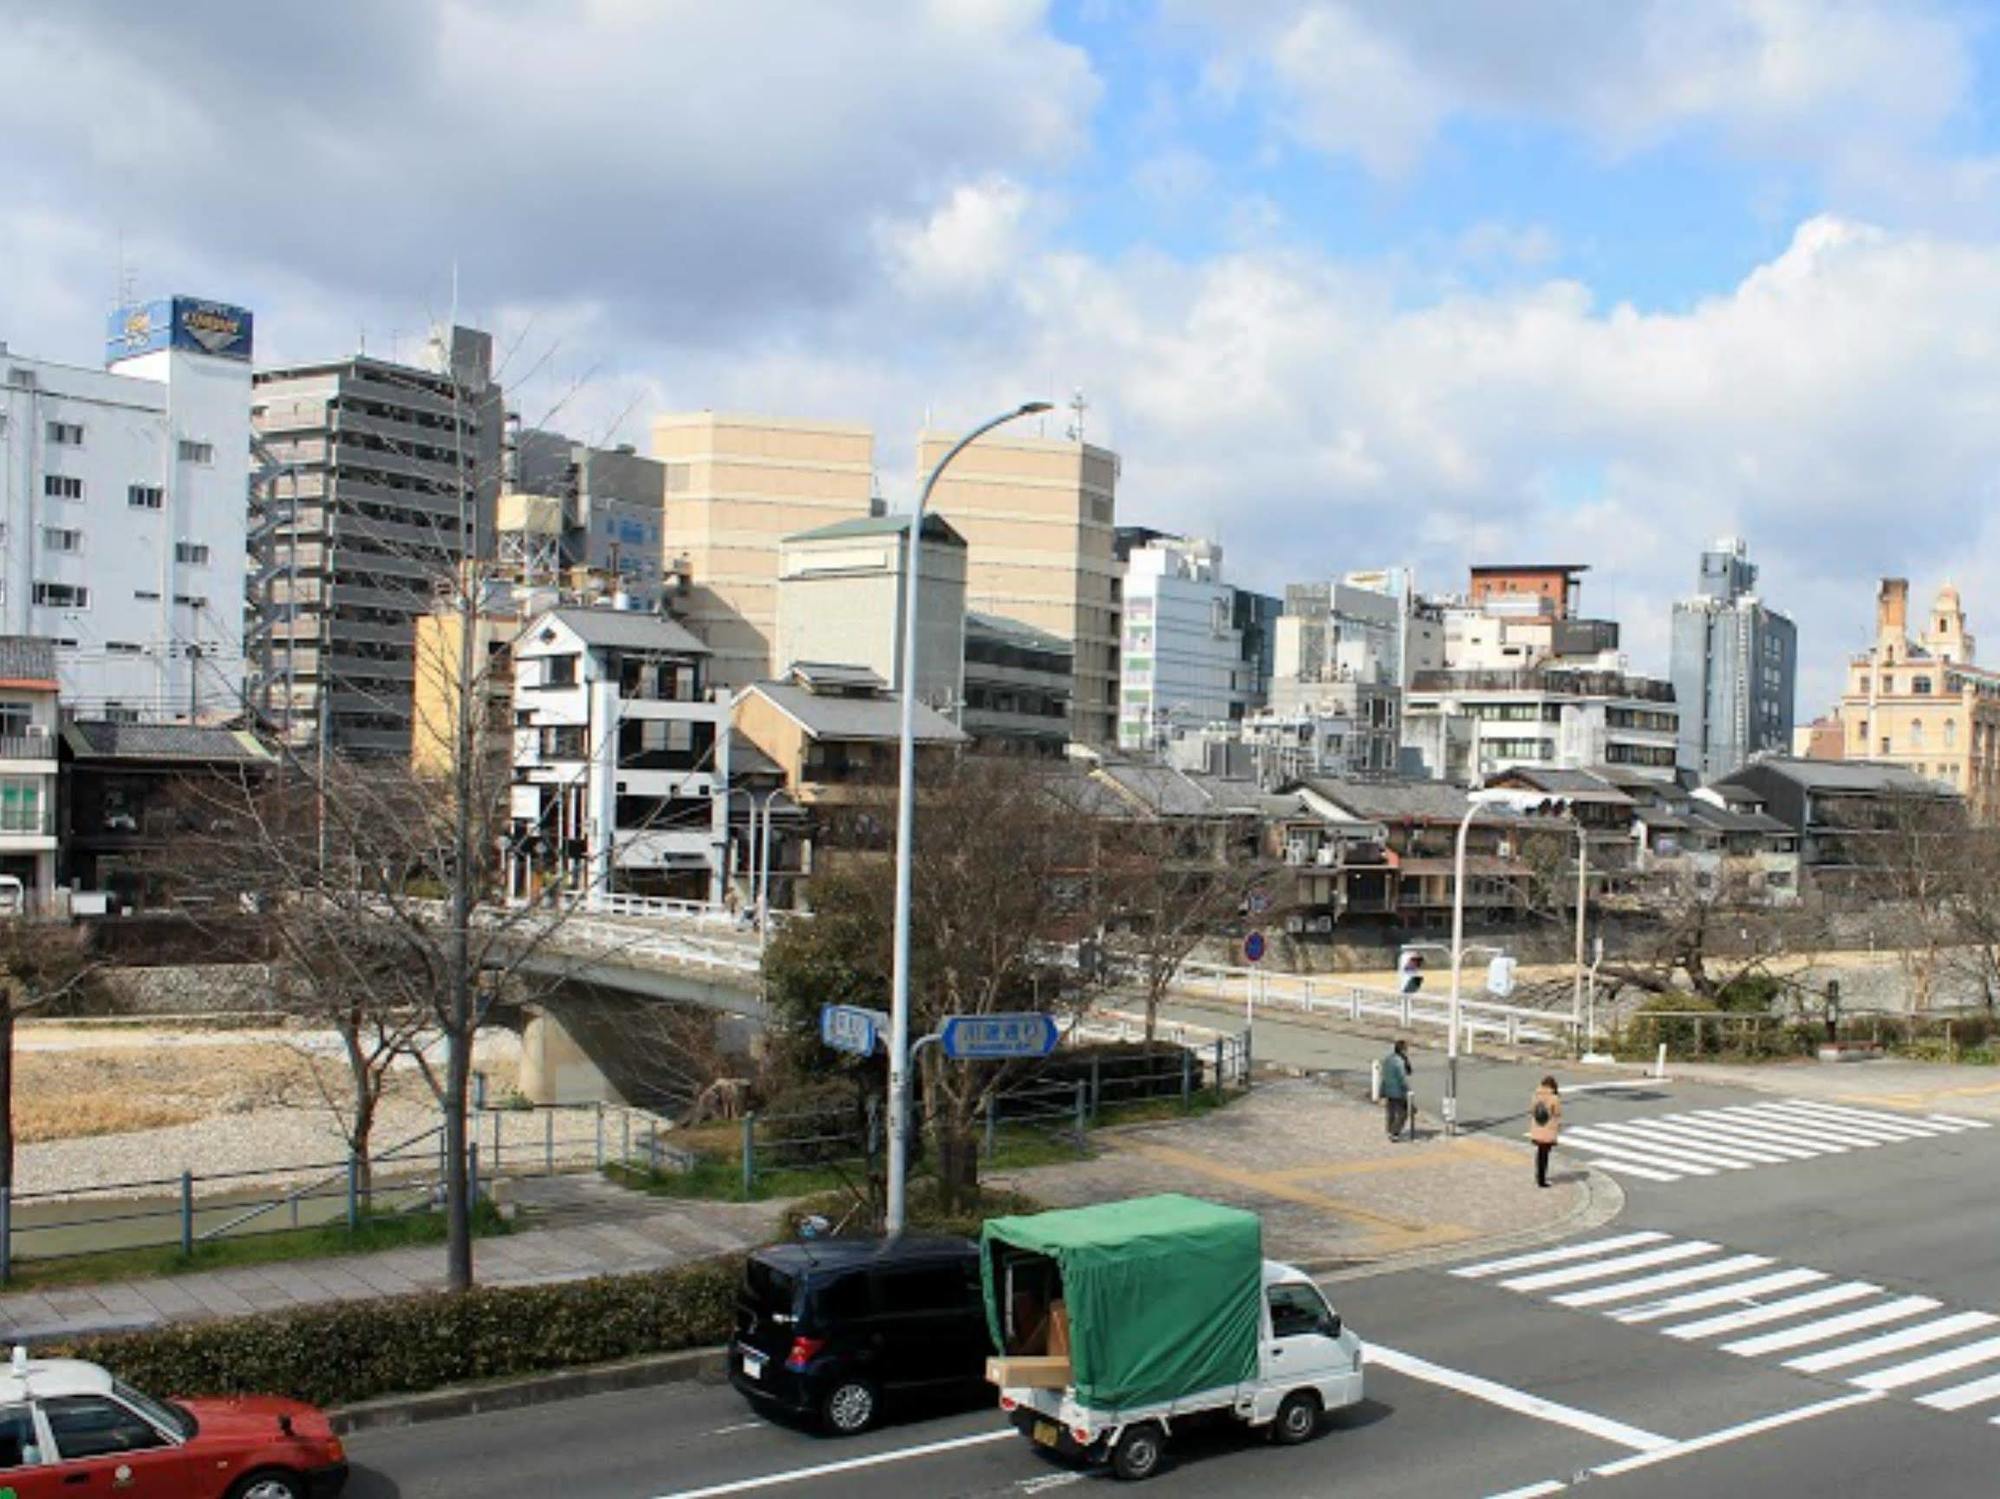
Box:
[106,297,254,365]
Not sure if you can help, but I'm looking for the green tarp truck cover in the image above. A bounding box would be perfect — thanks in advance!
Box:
[981,1193,1262,1411]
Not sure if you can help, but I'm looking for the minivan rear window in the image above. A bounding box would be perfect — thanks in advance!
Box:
[744,1259,799,1315]
[808,1269,871,1323]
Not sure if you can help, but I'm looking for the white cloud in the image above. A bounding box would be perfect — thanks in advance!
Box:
[1169,0,1977,191]
[879,178,1037,299]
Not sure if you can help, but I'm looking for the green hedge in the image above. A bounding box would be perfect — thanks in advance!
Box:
[56,1257,742,1410]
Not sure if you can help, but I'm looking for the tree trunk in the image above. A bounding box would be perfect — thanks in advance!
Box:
[934,1117,980,1212]
[349,1076,377,1210]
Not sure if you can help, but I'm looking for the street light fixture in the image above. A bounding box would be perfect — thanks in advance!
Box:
[886,400,1053,1236]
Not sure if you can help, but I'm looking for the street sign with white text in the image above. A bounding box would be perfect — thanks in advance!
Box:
[938,1012,1059,1061]
[820,1003,888,1057]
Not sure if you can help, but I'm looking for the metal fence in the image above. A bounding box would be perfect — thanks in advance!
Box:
[0,1101,660,1278]
[1177,959,1580,1048]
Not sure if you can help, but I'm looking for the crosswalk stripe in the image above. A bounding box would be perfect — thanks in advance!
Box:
[1916,1366,2000,1410]
[1784,1311,2000,1374]
[1701,1110,1871,1152]
[1656,1115,1834,1158]
[1563,1141,1716,1177]
[1717,1106,1889,1148]
[1719,1295,1940,1358]
[1760,1101,1958,1140]
[1450,1231,1671,1280]
[1575,1119,1793,1165]
[1562,1132,1732,1175]
[1925,1113,1993,1129]
[1760,1095,1960,1143]
[1848,1332,2000,1392]
[1501,1241,1719,1294]
[1778,1099,1968,1135]
[1588,1157,1682,1182]
[1614,1267,1829,1325]
[1663,1282,1882,1340]
[1552,1254,1775,1310]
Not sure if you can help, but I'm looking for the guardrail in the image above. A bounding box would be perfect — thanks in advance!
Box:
[1176,960,1580,1047]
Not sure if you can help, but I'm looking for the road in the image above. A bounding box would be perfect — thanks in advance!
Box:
[342,1067,2000,1497]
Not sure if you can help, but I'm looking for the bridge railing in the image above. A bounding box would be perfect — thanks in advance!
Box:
[1176,960,1580,1047]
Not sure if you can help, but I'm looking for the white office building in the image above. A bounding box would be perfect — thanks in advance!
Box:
[506,606,732,904]
[1118,536,1258,751]
[0,298,253,720]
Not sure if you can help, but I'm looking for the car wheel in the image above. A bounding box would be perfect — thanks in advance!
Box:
[1110,1421,1166,1481]
[1272,1390,1322,1445]
[820,1377,879,1435]
[230,1472,305,1499]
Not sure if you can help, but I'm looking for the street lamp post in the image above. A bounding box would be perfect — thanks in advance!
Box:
[1571,825,1588,1034]
[885,401,1052,1236]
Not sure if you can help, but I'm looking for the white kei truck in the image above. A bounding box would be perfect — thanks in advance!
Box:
[981,1193,1365,1481]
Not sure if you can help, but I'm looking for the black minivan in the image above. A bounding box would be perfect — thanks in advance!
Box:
[729,1236,991,1434]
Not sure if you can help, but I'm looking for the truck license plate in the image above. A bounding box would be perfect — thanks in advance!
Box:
[741,1351,764,1380]
[1032,1421,1059,1448]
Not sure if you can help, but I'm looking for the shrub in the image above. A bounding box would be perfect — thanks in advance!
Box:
[1715,974,1782,1014]
[779,1181,1041,1242]
[55,1257,742,1409]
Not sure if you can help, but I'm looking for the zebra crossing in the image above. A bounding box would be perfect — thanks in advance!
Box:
[1453,1230,2000,1424]
[1561,1097,1990,1183]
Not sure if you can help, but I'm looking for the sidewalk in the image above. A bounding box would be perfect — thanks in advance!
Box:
[0,1176,778,1343]
[990,1079,1617,1272]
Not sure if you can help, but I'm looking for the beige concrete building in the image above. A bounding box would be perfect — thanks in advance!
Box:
[774,514,967,710]
[1838,577,2000,816]
[918,430,1120,745]
[649,414,877,691]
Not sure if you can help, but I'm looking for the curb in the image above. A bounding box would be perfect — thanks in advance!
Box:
[330,1347,726,1435]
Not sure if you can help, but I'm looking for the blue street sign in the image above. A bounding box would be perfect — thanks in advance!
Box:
[1244,931,1267,964]
[820,1003,888,1057]
[938,1012,1060,1062]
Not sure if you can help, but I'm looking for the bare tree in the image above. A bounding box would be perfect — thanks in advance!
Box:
[1864,790,1970,1014]
[764,756,1098,1210]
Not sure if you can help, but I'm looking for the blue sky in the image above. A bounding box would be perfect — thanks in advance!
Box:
[10,1,2000,712]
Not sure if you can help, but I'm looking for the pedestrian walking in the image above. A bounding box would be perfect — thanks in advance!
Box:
[1381,1040,1413,1142]
[1528,1075,1562,1188]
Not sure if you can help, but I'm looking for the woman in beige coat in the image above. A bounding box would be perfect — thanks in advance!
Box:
[1528,1076,1562,1189]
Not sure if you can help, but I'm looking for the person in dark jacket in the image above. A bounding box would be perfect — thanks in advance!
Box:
[1381,1040,1413,1141]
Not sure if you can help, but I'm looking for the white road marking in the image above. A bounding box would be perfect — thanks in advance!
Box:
[1918,1367,2000,1411]
[1754,1102,1953,1141]
[1651,1114,1829,1159]
[1614,1267,1827,1325]
[1586,1157,1682,1182]
[1854,1334,2000,1393]
[1597,1117,1812,1163]
[1699,1111,1865,1153]
[1483,1483,1569,1498]
[1363,1342,1671,1453]
[1561,1130,1738,1175]
[1663,1281,1881,1340]
[1571,1121,1785,1166]
[1450,1231,1669,1280]
[1017,1473,1085,1493]
[1780,1099,1971,1135]
[1500,1240,1718,1294]
[706,1422,768,1436]
[1715,1106,1887,1149]
[1552,1254,1774,1310]
[650,1429,1016,1498]
[1587,1390,1885,1479]
[1719,1295,1940,1358]
[1924,1112,1993,1129]
[1784,1311,1999,1374]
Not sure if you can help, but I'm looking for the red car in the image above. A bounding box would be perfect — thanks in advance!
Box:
[0,1351,346,1498]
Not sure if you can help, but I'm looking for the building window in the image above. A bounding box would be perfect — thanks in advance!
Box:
[134,590,161,602]
[1946,719,1958,749]
[0,705,29,739]
[106,641,144,655]
[0,778,44,835]
[39,527,80,554]
[42,475,82,501]
[1913,676,1933,695]
[31,583,87,608]
[1911,720,1925,749]
[45,421,83,446]
[172,594,207,608]
[104,704,139,725]
[174,542,210,565]
[177,439,214,465]
[541,654,579,688]
[538,725,586,759]
[1881,737,1891,755]
[128,485,164,510]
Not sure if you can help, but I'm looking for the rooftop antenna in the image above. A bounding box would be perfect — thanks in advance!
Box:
[1066,388,1088,443]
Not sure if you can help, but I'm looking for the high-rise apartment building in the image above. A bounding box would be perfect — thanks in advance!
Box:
[649,414,876,692]
[249,326,503,757]
[1115,536,1260,751]
[0,298,253,720]
[920,430,1120,745]
[1670,537,1797,780]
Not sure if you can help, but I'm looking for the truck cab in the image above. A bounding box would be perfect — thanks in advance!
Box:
[1252,1261,1364,1432]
